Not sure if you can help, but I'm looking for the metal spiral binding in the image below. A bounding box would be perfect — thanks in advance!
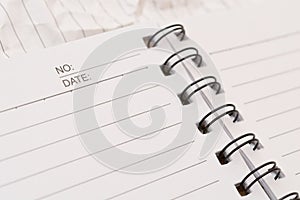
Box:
[198,104,240,134]
[148,23,298,199]
[161,47,202,75]
[216,133,260,165]
[147,24,185,48]
[279,192,300,200]
[235,161,282,196]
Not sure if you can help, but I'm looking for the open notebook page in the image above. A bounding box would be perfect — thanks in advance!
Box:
[183,0,300,197]
[0,26,268,199]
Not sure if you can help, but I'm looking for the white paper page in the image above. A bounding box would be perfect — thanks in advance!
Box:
[182,0,300,198]
[0,26,268,199]
[0,0,269,59]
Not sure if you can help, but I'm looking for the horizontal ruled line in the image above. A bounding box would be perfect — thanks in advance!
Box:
[269,126,300,140]
[0,85,158,138]
[282,148,300,158]
[232,66,300,88]
[244,85,300,105]
[170,180,220,200]
[0,103,171,163]
[0,67,147,114]
[0,122,181,189]
[59,53,141,78]
[221,48,300,71]
[105,160,208,200]
[34,140,195,200]
[256,105,300,122]
[209,30,300,55]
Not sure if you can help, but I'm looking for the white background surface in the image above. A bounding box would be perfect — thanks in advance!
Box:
[0,0,268,58]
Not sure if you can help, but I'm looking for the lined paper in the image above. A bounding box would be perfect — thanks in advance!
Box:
[0,25,269,199]
[183,0,300,198]
[0,0,267,59]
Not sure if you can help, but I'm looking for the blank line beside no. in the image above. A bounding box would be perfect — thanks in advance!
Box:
[0,67,147,114]
[59,53,141,79]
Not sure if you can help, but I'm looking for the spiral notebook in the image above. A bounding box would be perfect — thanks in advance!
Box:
[181,0,300,199]
[0,1,299,200]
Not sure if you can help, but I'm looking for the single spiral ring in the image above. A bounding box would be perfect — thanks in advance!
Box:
[161,47,202,74]
[236,161,281,196]
[147,24,185,48]
[216,133,260,165]
[279,192,300,200]
[180,76,221,104]
[198,104,240,134]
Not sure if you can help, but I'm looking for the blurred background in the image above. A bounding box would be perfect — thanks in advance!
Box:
[0,0,268,58]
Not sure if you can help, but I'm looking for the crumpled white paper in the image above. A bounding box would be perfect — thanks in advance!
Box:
[0,0,266,58]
